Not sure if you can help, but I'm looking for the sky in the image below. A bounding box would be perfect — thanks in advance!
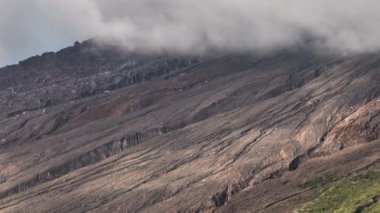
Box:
[1,0,380,67]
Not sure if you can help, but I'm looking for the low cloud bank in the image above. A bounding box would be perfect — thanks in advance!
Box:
[1,0,380,65]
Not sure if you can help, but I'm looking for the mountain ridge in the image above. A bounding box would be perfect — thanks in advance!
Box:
[0,41,379,212]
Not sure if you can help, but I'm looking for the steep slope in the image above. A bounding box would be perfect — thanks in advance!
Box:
[0,41,379,212]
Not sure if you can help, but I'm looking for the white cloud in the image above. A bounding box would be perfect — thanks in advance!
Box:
[1,0,380,66]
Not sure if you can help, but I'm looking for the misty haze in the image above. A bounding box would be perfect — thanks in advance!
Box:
[0,1,379,213]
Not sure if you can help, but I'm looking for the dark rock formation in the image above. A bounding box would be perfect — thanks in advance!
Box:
[0,40,379,212]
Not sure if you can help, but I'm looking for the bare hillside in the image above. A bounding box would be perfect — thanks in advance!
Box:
[0,41,379,212]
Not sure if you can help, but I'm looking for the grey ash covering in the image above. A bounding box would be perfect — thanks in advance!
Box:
[0,41,380,212]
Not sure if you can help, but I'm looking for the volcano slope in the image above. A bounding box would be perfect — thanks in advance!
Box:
[0,41,379,212]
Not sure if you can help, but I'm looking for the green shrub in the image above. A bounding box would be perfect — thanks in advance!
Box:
[299,172,380,213]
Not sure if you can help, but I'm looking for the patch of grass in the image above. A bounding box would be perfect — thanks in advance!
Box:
[364,203,380,213]
[298,172,380,213]
[300,173,338,189]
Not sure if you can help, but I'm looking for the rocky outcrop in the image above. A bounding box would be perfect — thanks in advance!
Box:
[0,42,379,212]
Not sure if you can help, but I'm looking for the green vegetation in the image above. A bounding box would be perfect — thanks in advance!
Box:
[298,172,380,213]
[364,203,380,213]
[300,173,338,189]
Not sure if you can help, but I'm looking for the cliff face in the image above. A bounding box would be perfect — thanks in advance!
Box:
[0,41,379,212]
